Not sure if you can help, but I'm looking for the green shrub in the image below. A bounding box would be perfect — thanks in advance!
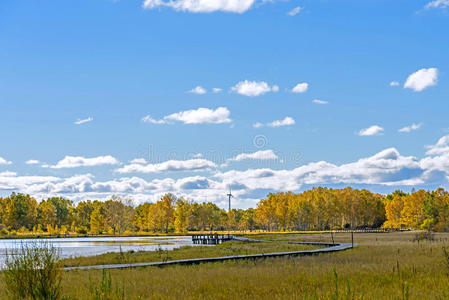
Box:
[2,242,62,300]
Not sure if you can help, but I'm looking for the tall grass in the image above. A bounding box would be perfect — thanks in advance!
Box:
[89,269,125,300]
[2,241,62,300]
[2,232,449,299]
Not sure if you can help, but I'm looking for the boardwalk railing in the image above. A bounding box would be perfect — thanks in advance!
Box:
[192,234,233,245]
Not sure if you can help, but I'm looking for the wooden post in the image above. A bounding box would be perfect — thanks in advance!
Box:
[331,231,335,245]
[351,230,354,248]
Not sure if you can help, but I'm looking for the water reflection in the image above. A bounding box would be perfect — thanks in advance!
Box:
[0,236,194,264]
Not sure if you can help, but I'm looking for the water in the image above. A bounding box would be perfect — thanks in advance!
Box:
[0,236,194,265]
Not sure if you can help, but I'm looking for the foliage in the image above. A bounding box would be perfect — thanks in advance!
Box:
[1,187,449,235]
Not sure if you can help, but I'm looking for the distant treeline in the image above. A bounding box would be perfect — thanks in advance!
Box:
[0,187,448,235]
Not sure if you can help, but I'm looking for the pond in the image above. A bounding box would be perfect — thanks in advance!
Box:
[0,236,194,265]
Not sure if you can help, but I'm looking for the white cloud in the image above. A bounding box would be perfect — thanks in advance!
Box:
[425,135,449,155]
[189,86,207,94]
[74,117,93,125]
[5,135,449,205]
[312,99,328,105]
[0,157,12,165]
[142,0,256,13]
[404,68,438,92]
[253,122,264,128]
[390,81,400,87]
[399,123,422,133]
[229,150,278,161]
[0,172,60,192]
[26,159,40,165]
[292,82,308,93]
[231,80,278,97]
[358,125,384,136]
[287,6,303,16]
[165,107,231,124]
[130,158,147,164]
[212,88,223,93]
[115,159,217,174]
[420,136,449,174]
[425,0,449,9]
[268,117,295,127]
[142,107,231,125]
[141,115,167,124]
[45,155,120,169]
[0,171,16,177]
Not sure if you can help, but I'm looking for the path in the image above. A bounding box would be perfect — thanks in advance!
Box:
[64,236,355,271]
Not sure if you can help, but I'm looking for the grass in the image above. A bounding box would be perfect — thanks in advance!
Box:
[2,242,63,299]
[2,232,449,299]
[61,241,319,267]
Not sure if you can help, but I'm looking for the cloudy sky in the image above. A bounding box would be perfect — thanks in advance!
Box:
[1,0,449,208]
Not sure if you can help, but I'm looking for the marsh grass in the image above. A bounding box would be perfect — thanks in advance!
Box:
[62,241,318,267]
[89,269,125,300]
[2,232,449,299]
[2,242,62,300]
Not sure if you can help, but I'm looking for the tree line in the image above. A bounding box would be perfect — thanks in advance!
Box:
[1,187,448,235]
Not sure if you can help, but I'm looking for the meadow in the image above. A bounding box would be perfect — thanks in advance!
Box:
[1,231,448,299]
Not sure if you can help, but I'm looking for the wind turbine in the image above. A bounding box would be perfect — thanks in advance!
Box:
[227,185,234,212]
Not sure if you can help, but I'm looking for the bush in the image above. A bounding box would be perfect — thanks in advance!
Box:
[413,231,435,242]
[2,242,63,300]
[0,227,8,236]
[77,226,88,234]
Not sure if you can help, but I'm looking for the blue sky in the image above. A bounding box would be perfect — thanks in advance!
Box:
[1,0,449,208]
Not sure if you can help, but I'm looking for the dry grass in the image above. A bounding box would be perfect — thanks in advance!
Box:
[61,241,319,267]
[2,232,449,299]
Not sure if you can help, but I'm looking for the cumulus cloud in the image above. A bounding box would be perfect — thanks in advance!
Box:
[130,158,147,164]
[312,99,328,105]
[390,81,400,87]
[0,157,12,165]
[74,117,93,125]
[215,147,430,193]
[188,86,207,94]
[141,115,167,124]
[212,88,223,93]
[228,150,278,161]
[404,68,438,92]
[142,0,256,13]
[26,159,40,165]
[425,135,449,155]
[253,122,264,128]
[287,6,303,16]
[0,172,60,192]
[5,135,449,205]
[115,159,217,174]
[231,80,278,97]
[142,107,232,125]
[291,82,308,93]
[358,125,384,136]
[45,155,120,169]
[268,117,295,127]
[165,107,231,124]
[424,0,449,9]
[399,123,422,133]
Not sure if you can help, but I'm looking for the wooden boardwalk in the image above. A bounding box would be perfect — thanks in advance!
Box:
[65,236,355,271]
[192,234,233,245]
